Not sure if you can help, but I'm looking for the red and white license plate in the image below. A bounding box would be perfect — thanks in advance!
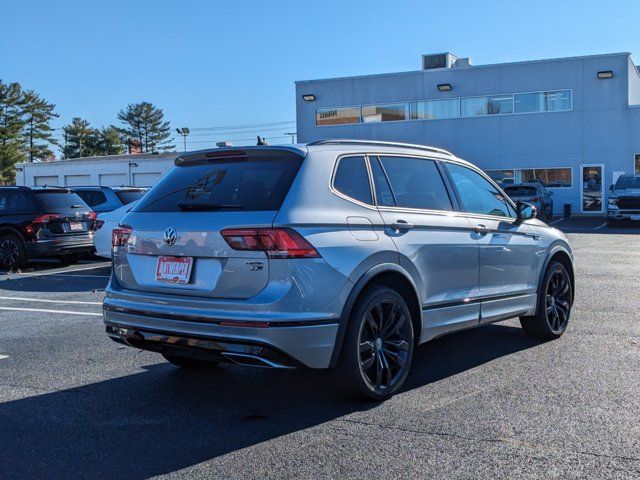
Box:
[156,256,194,284]
[69,222,83,231]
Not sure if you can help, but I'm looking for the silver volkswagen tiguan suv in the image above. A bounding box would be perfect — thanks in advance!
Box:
[104,140,575,400]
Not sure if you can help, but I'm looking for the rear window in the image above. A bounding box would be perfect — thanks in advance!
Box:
[34,191,89,210]
[135,154,302,212]
[115,190,146,205]
[504,186,537,196]
[75,190,108,207]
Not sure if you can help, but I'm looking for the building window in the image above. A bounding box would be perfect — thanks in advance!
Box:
[485,169,516,186]
[521,168,572,188]
[361,103,408,123]
[514,90,572,113]
[635,154,640,174]
[461,95,514,117]
[410,99,459,120]
[316,106,361,126]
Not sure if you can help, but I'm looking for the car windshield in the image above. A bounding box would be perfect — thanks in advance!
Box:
[33,191,89,210]
[614,176,640,190]
[134,153,302,212]
[115,190,146,205]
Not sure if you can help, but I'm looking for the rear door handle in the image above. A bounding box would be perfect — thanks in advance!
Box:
[390,219,414,231]
[474,224,491,235]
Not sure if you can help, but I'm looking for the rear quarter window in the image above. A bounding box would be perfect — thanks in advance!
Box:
[333,156,373,205]
[135,152,302,212]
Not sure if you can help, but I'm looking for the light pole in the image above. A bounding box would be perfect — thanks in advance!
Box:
[284,132,296,144]
[176,127,190,152]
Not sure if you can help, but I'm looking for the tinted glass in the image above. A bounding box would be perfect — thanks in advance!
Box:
[0,191,38,213]
[135,155,301,212]
[614,175,640,190]
[521,168,572,188]
[410,99,459,120]
[370,157,395,207]
[379,156,452,211]
[447,163,514,217]
[76,190,108,207]
[461,95,513,116]
[316,107,361,126]
[115,190,146,205]
[514,90,572,113]
[333,156,372,205]
[34,191,89,211]
[485,169,516,186]
[362,104,407,123]
[504,186,537,196]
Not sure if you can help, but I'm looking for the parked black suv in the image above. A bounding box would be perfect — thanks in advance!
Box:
[0,186,97,269]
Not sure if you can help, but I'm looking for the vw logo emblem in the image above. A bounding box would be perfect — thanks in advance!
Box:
[163,227,177,246]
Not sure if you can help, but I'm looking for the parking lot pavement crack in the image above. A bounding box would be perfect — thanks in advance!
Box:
[333,418,640,464]
[0,381,53,394]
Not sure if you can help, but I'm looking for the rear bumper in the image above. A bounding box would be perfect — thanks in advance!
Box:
[607,209,640,221]
[102,301,340,369]
[26,234,95,257]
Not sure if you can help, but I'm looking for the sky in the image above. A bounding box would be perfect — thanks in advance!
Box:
[2,0,640,152]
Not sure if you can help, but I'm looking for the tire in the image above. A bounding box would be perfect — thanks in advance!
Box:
[520,261,573,340]
[162,353,220,369]
[58,252,84,266]
[339,285,415,401]
[0,233,27,270]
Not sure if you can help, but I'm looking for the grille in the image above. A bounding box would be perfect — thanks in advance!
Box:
[617,197,640,209]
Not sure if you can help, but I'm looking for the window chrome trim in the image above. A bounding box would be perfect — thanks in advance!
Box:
[314,88,573,126]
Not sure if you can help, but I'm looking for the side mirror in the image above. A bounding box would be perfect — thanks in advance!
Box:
[609,185,614,192]
[516,201,536,222]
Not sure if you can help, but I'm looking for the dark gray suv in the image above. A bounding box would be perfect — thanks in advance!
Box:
[104,140,575,400]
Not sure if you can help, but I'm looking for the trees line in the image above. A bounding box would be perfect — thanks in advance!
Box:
[0,79,174,183]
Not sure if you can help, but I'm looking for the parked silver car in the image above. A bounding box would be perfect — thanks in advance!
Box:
[104,140,575,400]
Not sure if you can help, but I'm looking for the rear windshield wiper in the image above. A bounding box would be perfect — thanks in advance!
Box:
[177,201,244,211]
[70,204,85,209]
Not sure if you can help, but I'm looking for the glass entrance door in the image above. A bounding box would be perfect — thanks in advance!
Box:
[581,164,604,213]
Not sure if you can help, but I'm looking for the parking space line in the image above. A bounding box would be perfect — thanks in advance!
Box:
[0,263,111,280]
[0,355,8,360]
[0,296,102,305]
[549,218,565,226]
[0,306,102,316]
[595,222,607,230]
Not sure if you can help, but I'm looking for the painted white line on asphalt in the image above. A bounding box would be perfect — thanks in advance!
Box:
[0,355,8,360]
[0,263,111,280]
[0,296,102,305]
[595,222,608,230]
[50,274,110,279]
[0,306,102,316]
[549,218,565,226]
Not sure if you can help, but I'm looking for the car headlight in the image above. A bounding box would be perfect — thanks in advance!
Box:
[608,198,618,205]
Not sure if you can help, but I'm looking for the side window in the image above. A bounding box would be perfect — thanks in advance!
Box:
[0,192,8,211]
[378,156,453,211]
[76,190,108,207]
[0,191,37,213]
[333,156,373,205]
[369,157,395,207]
[446,163,514,218]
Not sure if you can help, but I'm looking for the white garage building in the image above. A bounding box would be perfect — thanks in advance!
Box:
[15,152,178,188]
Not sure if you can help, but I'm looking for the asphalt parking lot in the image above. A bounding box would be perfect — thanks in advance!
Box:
[1,223,639,479]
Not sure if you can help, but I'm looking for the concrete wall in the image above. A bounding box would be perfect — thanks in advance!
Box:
[296,53,639,214]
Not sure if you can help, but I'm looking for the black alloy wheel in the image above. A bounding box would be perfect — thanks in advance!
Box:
[0,234,26,270]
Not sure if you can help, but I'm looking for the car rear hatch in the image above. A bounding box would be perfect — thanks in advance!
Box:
[112,148,306,299]
[32,190,95,236]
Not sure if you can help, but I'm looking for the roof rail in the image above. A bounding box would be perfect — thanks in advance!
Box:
[306,139,455,157]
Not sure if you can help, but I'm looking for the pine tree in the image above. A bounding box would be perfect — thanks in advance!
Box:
[96,127,124,155]
[0,80,26,184]
[22,90,59,162]
[62,117,97,159]
[116,102,174,153]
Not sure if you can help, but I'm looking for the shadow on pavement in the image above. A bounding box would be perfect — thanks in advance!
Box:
[0,324,540,479]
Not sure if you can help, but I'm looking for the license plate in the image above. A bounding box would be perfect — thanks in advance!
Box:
[156,256,194,284]
[69,222,83,231]
[631,215,640,221]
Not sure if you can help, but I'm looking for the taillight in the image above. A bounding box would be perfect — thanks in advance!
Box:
[221,228,320,259]
[32,213,62,223]
[25,213,62,235]
[112,227,132,247]
[531,197,539,202]
[87,211,97,221]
